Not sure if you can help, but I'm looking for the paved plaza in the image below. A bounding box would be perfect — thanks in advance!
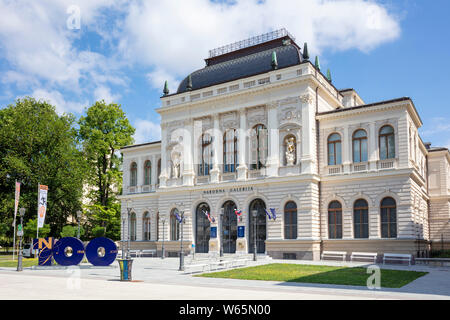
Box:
[0,258,450,300]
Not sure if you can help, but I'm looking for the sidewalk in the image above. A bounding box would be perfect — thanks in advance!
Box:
[0,258,449,300]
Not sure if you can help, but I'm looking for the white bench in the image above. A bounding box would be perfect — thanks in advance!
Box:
[383,253,412,266]
[231,258,251,268]
[321,251,347,261]
[129,250,141,257]
[350,252,378,264]
[184,263,210,274]
[141,249,156,257]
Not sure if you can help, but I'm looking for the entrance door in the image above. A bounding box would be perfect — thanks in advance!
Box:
[222,201,237,254]
[249,199,266,254]
[195,203,210,253]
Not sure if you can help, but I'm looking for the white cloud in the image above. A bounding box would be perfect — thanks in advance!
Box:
[119,0,401,91]
[93,86,121,104]
[133,119,161,144]
[146,68,180,96]
[30,89,88,115]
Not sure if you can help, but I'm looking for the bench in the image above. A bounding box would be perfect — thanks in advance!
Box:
[383,253,412,266]
[350,252,378,264]
[232,258,252,268]
[184,263,210,274]
[141,249,156,257]
[129,250,141,257]
[321,251,347,261]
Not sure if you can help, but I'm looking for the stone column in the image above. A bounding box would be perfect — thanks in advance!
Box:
[237,109,248,180]
[137,158,143,193]
[151,154,157,191]
[343,126,351,173]
[266,102,279,177]
[210,114,222,183]
[300,93,316,174]
[236,215,247,253]
[183,119,195,186]
[368,122,377,171]
[159,124,168,187]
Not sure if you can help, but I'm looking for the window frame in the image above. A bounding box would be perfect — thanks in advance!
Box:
[130,162,137,186]
[380,197,397,239]
[328,201,343,239]
[352,129,368,163]
[284,201,298,240]
[327,133,342,166]
[223,129,238,173]
[353,199,369,239]
[379,125,395,160]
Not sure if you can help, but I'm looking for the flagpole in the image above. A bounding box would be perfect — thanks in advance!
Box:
[36,183,39,241]
[12,181,16,261]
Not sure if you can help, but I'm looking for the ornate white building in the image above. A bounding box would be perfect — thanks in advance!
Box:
[119,29,450,260]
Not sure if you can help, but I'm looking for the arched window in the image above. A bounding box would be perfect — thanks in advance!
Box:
[353,129,368,163]
[199,133,213,176]
[381,197,397,238]
[143,212,151,241]
[144,160,151,185]
[130,212,137,241]
[284,201,297,239]
[328,201,342,239]
[328,133,342,165]
[157,159,161,185]
[170,208,180,241]
[379,125,395,160]
[283,135,297,166]
[353,199,369,239]
[196,203,211,253]
[223,129,238,173]
[250,124,268,170]
[130,162,137,186]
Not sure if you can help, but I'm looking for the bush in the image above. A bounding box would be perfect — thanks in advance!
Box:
[92,226,105,238]
[60,225,75,238]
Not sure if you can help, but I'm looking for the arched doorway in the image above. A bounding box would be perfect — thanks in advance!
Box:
[195,203,211,253]
[222,201,237,254]
[248,199,266,254]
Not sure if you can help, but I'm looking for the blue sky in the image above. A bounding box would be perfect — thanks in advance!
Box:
[0,0,449,148]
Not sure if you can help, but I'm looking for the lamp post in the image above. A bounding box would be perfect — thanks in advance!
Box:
[126,199,133,260]
[76,210,82,239]
[178,203,185,271]
[121,217,126,259]
[219,208,224,257]
[17,208,25,272]
[252,209,258,261]
[159,214,166,259]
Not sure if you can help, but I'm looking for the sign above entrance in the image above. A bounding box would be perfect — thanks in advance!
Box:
[203,186,253,195]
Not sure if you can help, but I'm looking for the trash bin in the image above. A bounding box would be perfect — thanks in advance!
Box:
[117,259,133,281]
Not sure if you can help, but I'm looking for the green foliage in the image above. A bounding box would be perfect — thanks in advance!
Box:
[24,219,50,240]
[78,100,134,207]
[84,203,120,240]
[60,225,75,238]
[0,97,85,237]
[92,226,106,238]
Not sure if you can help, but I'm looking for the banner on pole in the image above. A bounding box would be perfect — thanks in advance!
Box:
[14,181,20,220]
[37,185,48,228]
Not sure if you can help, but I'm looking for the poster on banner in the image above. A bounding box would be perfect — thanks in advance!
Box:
[37,185,48,228]
[14,181,20,219]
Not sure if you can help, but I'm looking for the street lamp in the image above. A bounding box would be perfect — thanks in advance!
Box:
[219,208,224,257]
[17,208,25,272]
[252,210,258,261]
[126,199,133,260]
[159,214,166,259]
[121,217,126,259]
[177,203,185,271]
[76,210,82,239]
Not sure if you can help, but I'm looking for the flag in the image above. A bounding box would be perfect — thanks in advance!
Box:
[270,208,277,220]
[234,209,242,216]
[203,210,215,223]
[14,181,20,222]
[264,208,272,220]
[37,185,48,228]
[175,211,183,223]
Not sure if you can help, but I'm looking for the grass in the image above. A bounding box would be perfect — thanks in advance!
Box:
[196,263,428,288]
[0,256,38,268]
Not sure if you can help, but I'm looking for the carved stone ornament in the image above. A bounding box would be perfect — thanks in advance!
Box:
[300,94,314,104]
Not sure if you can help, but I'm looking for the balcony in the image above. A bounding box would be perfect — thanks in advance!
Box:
[377,159,396,170]
[352,162,368,172]
[327,164,343,175]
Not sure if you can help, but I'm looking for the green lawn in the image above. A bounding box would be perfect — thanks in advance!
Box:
[0,256,38,268]
[197,263,428,288]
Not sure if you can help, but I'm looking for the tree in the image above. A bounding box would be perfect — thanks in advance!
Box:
[78,101,134,241]
[0,98,85,237]
[24,219,50,240]
[78,101,134,207]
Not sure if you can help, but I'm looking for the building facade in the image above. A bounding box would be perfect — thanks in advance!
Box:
[119,29,450,260]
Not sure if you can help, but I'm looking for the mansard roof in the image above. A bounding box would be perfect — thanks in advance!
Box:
[176,37,303,94]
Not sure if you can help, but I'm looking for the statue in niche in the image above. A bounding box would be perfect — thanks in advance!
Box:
[171,151,181,179]
[285,136,296,166]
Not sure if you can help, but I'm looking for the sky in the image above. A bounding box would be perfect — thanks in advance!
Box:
[0,0,449,148]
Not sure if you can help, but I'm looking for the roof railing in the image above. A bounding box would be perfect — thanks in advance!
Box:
[208,28,295,58]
